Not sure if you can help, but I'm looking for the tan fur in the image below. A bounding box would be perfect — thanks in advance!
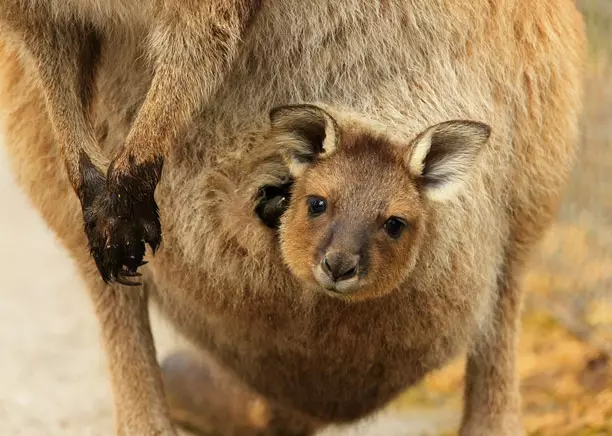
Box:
[0,1,586,435]
[0,0,260,283]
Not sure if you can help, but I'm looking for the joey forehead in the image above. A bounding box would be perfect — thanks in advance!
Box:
[303,136,420,218]
[271,104,491,226]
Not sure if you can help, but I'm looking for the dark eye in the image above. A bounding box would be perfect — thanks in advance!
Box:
[384,217,407,239]
[307,196,327,217]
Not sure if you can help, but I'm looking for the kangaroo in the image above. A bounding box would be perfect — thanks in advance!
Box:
[0,1,586,435]
[0,0,260,284]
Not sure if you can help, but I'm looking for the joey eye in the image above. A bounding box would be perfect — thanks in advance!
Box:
[307,196,327,217]
[384,217,407,239]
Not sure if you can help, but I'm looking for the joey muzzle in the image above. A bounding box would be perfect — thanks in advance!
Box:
[314,249,362,294]
[321,251,359,282]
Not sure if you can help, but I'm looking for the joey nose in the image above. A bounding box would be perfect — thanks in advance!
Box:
[322,251,359,282]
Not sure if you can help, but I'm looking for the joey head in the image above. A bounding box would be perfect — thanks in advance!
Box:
[260,104,490,301]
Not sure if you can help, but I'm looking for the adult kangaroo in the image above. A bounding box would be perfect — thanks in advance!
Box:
[0,1,585,434]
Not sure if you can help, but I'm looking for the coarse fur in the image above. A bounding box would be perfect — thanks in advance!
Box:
[0,1,585,435]
[0,0,261,284]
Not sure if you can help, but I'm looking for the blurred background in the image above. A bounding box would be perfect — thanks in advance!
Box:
[0,1,610,435]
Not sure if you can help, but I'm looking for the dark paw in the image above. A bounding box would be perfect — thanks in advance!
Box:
[83,190,161,285]
[75,153,162,285]
[255,181,293,229]
[77,151,162,285]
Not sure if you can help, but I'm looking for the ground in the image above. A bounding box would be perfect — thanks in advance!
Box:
[0,1,611,435]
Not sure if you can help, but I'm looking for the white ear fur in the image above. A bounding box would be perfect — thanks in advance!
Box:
[407,120,491,202]
[269,104,340,178]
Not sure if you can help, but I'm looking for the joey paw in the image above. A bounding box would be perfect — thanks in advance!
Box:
[255,181,293,229]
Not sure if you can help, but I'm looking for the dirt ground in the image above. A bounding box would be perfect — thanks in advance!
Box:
[1,2,611,435]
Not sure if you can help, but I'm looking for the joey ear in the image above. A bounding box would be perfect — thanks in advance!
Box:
[407,120,491,202]
[269,104,340,177]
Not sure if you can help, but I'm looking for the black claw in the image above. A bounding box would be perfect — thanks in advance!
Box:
[124,256,143,272]
[139,261,148,266]
[120,268,142,277]
[115,275,141,286]
[99,271,111,284]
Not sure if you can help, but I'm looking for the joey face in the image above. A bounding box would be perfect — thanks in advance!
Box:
[279,135,426,300]
[267,104,491,301]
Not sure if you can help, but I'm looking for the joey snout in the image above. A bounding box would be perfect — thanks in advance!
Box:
[313,249,363,295]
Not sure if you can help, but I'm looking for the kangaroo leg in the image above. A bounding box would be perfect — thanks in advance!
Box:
[161,350,270,435]
[105,0,261,278]
[0,39,177,434]
[160,350,320,436]
[459,253,525,436]
[88,276,177,435]
[0,7,152,285]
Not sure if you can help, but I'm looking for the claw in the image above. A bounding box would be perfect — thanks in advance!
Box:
[115,275,141,286]
[139,260,148,266]
[121,268,142,277]
[124,253,144,271]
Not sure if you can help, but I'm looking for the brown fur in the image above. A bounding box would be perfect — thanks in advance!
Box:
[0,1,586,435]
[0,0,260,284]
